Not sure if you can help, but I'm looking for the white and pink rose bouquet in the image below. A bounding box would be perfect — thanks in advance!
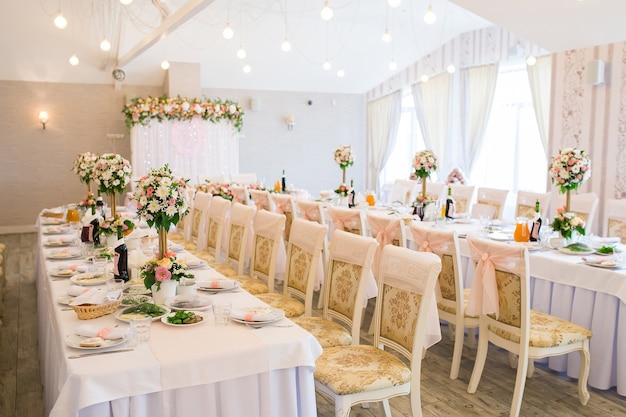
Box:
[92,153,132,195]
[549,148,591,193]
[72,152,99,184]
[412,149,438,179]
[334,145,355,169]
[551,206,585,239]
[140,251,194,290]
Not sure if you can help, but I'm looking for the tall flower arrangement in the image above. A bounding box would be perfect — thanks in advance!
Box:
[72,152,99,192]
[412,149,438,199]
[334,145,354,188]
[131,164,190,259]
[92,153,132,218]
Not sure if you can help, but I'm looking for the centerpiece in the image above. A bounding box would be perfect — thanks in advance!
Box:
[197,181,233,200]
[91,153,132,218]
[412,149,438,220]
[72,152,99,193]
[334,145,354,184]
[139,252,194,305]
[549,148,591,240]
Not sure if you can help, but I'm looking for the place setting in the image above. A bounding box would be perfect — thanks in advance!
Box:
[229,306,289,328]
[196,278,241,294]
[46,248,83,261]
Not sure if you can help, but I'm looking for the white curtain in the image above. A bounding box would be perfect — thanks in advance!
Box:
[130,119,239,185]
[527,55,552,156]
[461,64,499,174]
[367,91,402,193]
[411,73,451,174]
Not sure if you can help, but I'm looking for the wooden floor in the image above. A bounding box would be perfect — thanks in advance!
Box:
[1,232,625,417]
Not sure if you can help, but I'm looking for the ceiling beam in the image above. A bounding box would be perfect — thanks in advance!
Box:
[117,0,216,68]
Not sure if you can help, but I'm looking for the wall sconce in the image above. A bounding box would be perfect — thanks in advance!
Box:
[285,115,295,131]
[38,111,49,130]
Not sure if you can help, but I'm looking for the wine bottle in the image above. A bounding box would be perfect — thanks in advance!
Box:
[444,187,456,219]
[96,196,105,218]
[348,179,356,208]
[529,200,542,242]
[281,169,286,192]
[113,238,130,282]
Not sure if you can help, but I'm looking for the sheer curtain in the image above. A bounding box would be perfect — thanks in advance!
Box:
[527,55,552,156]
[411,73,451,174]
[367,91,401,192]
[130,119,239,185]
[461,64,499,174]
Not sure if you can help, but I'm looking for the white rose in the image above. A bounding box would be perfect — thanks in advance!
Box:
[229,104,237,113]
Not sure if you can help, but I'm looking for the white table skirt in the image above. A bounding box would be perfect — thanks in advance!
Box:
[36,216,322,417]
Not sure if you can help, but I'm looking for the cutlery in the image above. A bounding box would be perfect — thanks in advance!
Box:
[247,323,294,329]
[68,348,134,359]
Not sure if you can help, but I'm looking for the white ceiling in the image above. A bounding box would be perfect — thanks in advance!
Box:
[2,0,625,94]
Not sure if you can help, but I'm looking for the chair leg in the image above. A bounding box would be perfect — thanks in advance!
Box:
[509,349,529,417]
[382,399,392,417]
[467,323,489,394]
[449,321,465,379]
[335,397,352,417]
[526,358,535,378]
[578,340,591,405]
[317,284,325,309]
[446,323,455,340]
[466,327,477,349]
[509,352,518,369]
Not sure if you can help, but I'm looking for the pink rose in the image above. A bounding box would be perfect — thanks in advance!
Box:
[147,187,154,197]
[556,206,565,214]
[169,198,176,205]
[155,266,171,282]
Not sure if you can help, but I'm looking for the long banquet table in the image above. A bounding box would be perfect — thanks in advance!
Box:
[36,216,323,417]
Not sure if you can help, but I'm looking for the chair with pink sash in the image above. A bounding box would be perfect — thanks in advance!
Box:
[208,202,254,278]
[249,189,274,212]
[183,191,211,251]
[191,196,231,263]
[365,211,406,278]
[230,184,249,205]
[271,193,296,243]
[465,234,592,416]
[409,222,477,380]
[326,206,366,236]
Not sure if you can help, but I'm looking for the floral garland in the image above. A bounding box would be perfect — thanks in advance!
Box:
[122,96,244,132]
[132,164,190,231]
[96,216,135,240]
[334,145,355,169]
[549,148,591,193]
[412,149,437,179]
[140,251,194,290]
[72,152,99,184]
[446,167,469,185]
[92,153,132,195]
[551,206,585,239]
[196,182,233,201]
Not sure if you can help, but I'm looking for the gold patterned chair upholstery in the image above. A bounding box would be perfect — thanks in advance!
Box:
[515,191,550,220]
[326,206,366,236]
[292,230,377,348]
[190,196,230,263]
[230,210,285,294]
[271,193,296,244]
[603,198,626,244]
[314,245,441,417]
[256,218,327,317]
[182,191,212,251]
[465,235,592,416]
[476,187,509,220]
[409,222,478,380]
[448,184,475,215]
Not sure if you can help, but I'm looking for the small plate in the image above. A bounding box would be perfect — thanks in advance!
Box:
[41,218,66,226]
[160,311,207,327]
[489,232,514,242]
[558,247,594,256]
[197,280,241,293]
[44,239,73,247]
[43,226,70,235]
[583,261,624,269]
[115,305,171,323]
[49,267,85,278]
[230,308,286,326]
[70,272,112,286]
[57,294,74,305]
[46,250,82,260]
[65,334,125,350]
[165,295,213,311]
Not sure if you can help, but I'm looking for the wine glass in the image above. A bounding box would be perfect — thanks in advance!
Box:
[539,226,553,248]
[479,215,491,237]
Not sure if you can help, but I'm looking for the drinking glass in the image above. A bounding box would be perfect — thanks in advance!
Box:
[130,317,152,342]
[365,191,376,206]
[479,215,491,236]
[212,301,232,326]
[539,226,553,248]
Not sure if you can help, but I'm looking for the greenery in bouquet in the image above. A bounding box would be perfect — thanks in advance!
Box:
[132,164,190,231]
[91,153,132,195]
[141,252,194,290]
[79,191,97,213]
[334,183,351,197]
[334,145,355,169]
[96,216,135,239]
[412,149,437,179]
[197,181,233,201]
[72,152,99,184]
[549,148,591,193]
[551,206,585,239]
[122,95,244,132]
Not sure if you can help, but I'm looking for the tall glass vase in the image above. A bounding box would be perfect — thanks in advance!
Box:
[158,227,168,259]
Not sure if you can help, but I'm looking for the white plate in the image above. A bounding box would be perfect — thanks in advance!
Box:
[124,284,151,295]
[453,217,474,224]
[488,232,514,242]
[115,305,171,323]
[43,227,70,235]
[584,261,624,269]
[70,272,112,286]
[160,311,207,327]
[44,239,73,247]
[46,251,82,260]
[231,308,286,326]
[165,295,213,311]
[119,294,154,308]
[184,259,208,269]
[49,267,85,278]
[523,242,542,252]
[558,247,594,256]
[65,334,125,350]
[57,294,74,305]
[197,281,241,293]
[41,218,66,225]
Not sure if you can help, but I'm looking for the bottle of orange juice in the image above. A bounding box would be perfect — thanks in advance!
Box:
[514,217,530,242]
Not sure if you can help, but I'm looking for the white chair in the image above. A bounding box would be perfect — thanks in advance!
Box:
[230,184,249,205]
[515,191,550,220]
[470,203,496,220]
[476,187,509,220]
[313,245,441,417]
[409,222,478,380]
[183,191,212,251]
[230,173,257,184]
[389,179,419,205]
[602,198,626,243]
[271,193,296,243]
[365,211,406,277]
[449,184,475,215]
[554,192,599,233]
[426,181,446,200]
[465,234,592,417]
[191,196,230,262]
[249,189,274,212]
[326,206,366,236]
[292,230,378,348]
[256,218,328,317]
[209,202,255,278]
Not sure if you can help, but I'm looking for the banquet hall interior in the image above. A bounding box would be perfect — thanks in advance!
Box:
[2,0,626,416]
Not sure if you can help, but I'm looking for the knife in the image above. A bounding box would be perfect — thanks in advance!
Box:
[68,348,134,359]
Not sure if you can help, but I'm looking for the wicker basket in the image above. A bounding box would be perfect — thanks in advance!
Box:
[72,297,122,320]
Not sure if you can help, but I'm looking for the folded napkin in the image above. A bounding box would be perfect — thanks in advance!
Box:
[69,288,122,306]
[75,324,127,340]
[183,258,204,268]
[231,307,277,322]
[68,285,91,297]
[582,255,603,264]
[593,237,620,244]
[198,279,237,289]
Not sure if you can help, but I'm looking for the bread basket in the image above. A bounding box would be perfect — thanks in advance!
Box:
[72,297,121,320]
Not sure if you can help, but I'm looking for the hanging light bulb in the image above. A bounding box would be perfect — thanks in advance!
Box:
[337,68,345,77]
[69,54,79,66]
[161,59,170,70]
[388,0,401,7]
[120,0,133,5]
[424,4,436,24]
[421,74,429,82]
[526,56,537,66]
[54,13,67,29]
[100,38,111,51]
[243,64,251,73]
[222,23,234,40]
[320,1,333,20]
[388,60,398,71]
[381,28,392,43]
[281,37,291,52]
[447,64,455,73]
[237,46,247,59]
[323,60,331,70]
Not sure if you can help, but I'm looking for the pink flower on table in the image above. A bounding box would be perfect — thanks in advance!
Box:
[154,266,171,282]
[556,206,565,214]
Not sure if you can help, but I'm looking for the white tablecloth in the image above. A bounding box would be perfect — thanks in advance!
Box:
[36,219,323,417]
